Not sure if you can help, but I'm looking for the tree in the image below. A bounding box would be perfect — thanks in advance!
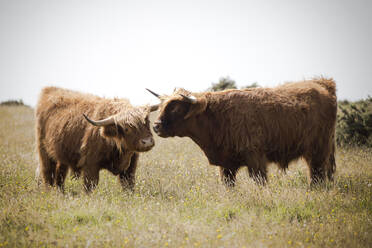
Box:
[208,76,237,92]
[241,82,259,89]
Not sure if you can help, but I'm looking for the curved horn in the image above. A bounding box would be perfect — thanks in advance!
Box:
[179,94,197,104]
[146,88,161,99]
[83,114,115,126]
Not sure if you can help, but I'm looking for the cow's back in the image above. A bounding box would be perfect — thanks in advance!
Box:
[263,80,336,162]
[207,79,337,162]
[36,87,101,165]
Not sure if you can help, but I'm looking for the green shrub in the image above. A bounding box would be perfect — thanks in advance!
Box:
[336,96,372,147]
[0,99,25,106]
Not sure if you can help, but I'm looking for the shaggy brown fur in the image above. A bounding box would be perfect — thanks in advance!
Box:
[151,78,337,187]
[35,87,157,192]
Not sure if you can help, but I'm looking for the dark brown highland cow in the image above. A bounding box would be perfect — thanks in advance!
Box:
[36,87,158,192]
[147,78,337,187]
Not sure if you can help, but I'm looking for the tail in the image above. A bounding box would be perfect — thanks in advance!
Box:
[313,77,336,96]
[327,140,336,181]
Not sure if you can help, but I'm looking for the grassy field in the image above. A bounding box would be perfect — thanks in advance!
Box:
[0,105,371,247]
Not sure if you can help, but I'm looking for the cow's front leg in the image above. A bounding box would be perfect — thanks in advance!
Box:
[220,166,239,187]
[248,166,267,185]
[119,153,138,191]
[245,153,268,185]
[83,165,100,193]
[55,162,69,192]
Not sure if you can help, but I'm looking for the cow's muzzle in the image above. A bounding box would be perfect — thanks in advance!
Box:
[139,136,155,151]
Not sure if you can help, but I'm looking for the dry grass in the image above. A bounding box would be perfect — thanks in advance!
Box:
[0,105,371,247]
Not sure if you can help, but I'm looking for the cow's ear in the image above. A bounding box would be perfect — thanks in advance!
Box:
[149,104,159,112]
[184,96,207,119]
[101,124,119,138]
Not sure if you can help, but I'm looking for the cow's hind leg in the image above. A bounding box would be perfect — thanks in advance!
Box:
[83,165,100,193]
[38,147,56,187]
[305,154,327,186]
[220,166,239,187]
[56,162,69,192]
[119,153,138,191]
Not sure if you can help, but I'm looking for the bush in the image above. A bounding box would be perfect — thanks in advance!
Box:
[336,96,372,147]
[0,99,25,106]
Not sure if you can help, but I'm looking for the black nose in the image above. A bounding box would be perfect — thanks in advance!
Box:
[153,121,161,133]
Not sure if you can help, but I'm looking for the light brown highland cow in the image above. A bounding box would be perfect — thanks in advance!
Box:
[35,87,158,192]
[148,78,337,187]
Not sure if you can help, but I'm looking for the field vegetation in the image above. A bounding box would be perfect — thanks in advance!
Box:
[336,97,372,147]
[0,105,371,247]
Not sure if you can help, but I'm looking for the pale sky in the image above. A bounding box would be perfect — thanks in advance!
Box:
[1,0,371,107]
